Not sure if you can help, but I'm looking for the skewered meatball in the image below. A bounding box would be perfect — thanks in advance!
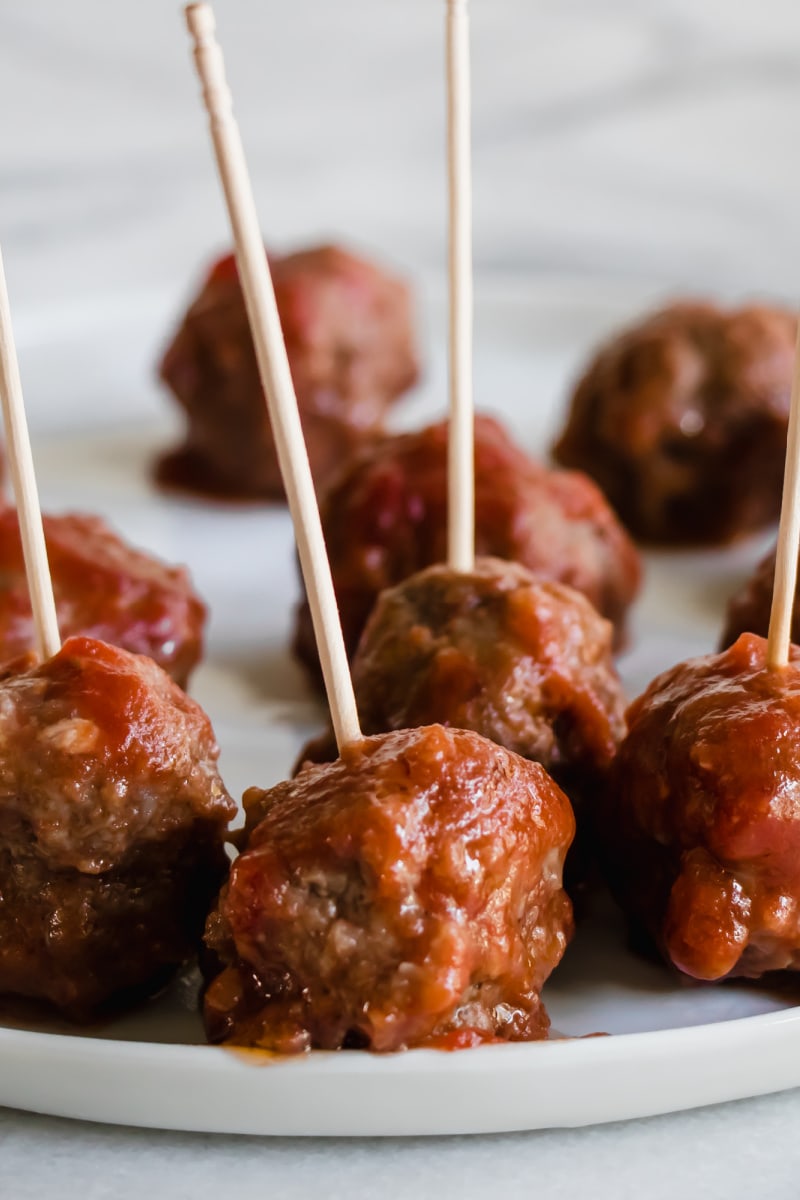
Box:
[0,635,235,1018]
[601,633,800,981]
[204,724,574,1052]
[720,544,796,648]
[293,415,641,681]
[0,509,206,688]
[554,301,796,544]
[298,558,625,808]
[157,244,419,500]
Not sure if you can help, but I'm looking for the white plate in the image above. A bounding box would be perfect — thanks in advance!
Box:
[1,276,797,1136]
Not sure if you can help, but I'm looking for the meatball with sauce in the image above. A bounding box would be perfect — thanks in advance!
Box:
[554,302,796,544]
[0,636,235,1019]
[719,543,797,649]
[298,557,625,811]
[0,509,206,687]
[157,244,419,500]
[292,415,642,682]
[203,724,574,1052]
[601,633,800,981]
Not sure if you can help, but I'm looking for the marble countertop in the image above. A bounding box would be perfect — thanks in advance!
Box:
[3,0,800,1195]
[7,0,800,316]
[1,1090,799,1200]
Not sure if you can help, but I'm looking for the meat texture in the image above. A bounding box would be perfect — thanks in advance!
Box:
[157,244,419,500]
[0,636,235,1018]
[204,724,574,1052]
[720,544,799,649]
[602,633,800,980]
[293,415,641,680]
[0,509,206,687]
[554,302,796,544]
[298,558,625,811]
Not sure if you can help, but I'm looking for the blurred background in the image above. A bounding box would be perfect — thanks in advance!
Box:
[3,0,800,320]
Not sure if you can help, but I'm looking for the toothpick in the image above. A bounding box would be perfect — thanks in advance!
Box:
[446,0,474,572]
[766,321,800,668]
[184,3,361,750]
[0,249,60,662]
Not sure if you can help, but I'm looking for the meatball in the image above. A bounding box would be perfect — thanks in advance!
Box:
[554,301,797,544]
[0,635,235,1018]
[720,544,795,648]
[203,724,574,1052]
[298,558,625,808]
[157,244,419,500]
[0,509,206,688]
[293,415,641,681]
[601,633,800,981]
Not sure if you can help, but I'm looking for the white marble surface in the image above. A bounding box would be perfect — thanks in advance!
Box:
[0,1091,799,1200]
[4,0,800,1194]
[7,0,800,319]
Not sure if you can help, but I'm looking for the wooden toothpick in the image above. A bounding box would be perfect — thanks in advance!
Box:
[446,0,474,573]
[184,3,361,750]
[766,321,800,668]
[0,248,60,662]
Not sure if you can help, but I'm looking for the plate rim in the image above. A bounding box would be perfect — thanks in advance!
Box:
[3,1002,800,1136]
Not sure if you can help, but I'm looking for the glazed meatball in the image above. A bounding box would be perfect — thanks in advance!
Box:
[720,544,796,648]
[158,244,419,500]
[601,633,800,981]
[0,636,235,1018]
[293,415,641,681]
[203,724,574,1052]
[299,557,625,807]
[554,301,797,544]
[0,510,206,687]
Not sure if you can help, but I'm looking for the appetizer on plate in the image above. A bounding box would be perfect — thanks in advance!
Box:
[204,724,574,1051]
[298,555,624,808]
[293,414,642,682]
[554,301,796,544]
[0,636,234,1019]
[720,543,800,649]
[0,508,206,687]
[158,243,419,501]
[600,633,800,980]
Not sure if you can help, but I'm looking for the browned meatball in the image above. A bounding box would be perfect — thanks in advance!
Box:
[720,544,795,648]
[157,245,419,500]
[0,509,206,687]
[554,302,796,544]
[293,415,642,681]
[298,558,625,805]
[601,633,800,981]
[0,636,235,1019]
[203,724,574,1052]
